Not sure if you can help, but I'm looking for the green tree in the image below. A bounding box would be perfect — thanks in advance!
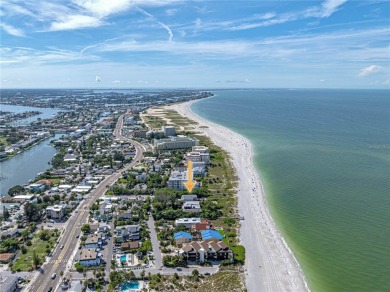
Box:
[192,269,200,281]
[140,270,145,280]
[24,202,41,222]
[32,250,40,269]
[2,207,10,221]
[8,185,25,196]
[81,224,90,233]
[39,230,51,241]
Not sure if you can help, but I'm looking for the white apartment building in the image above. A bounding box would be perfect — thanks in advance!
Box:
[167,171,200,191]
[154,136,199,151]
[162,126,176,136]
[175,217,202,228]
[192,146,209,153]
[46,204,67,219]
[185,151,210,164]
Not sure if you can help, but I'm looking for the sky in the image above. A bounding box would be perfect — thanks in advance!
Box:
[0,0,389,89]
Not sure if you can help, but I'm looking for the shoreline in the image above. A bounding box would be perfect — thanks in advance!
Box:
[170,99,309,292]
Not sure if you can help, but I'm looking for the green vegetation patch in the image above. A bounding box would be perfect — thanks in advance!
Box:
[12,229,59,272]
[189,271,246,292]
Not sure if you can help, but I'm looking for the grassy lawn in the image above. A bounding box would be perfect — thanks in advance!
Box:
[0,137,9,147]
[12,230,59,272]
[39,177,63,185]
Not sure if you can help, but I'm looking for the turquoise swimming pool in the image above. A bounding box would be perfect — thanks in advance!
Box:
[120,281,140,291]
[120,255,126,262]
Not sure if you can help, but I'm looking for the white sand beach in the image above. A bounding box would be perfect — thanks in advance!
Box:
[170,100,309,292]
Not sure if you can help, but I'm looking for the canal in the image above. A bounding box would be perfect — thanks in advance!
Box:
[0,136,59,196]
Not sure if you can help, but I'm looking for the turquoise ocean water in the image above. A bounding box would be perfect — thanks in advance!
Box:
[191,89,390,291]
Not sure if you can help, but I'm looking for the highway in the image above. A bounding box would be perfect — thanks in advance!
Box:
[30,113,145,292]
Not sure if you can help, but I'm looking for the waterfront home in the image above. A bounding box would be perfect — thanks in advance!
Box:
[78,248,101,267]
[173,231,192,245]
[46,204,67,219]
[185,151,210,164]
[14,194,35,201]
[182,201,202,213]
[180,240,233,263]
[26,183,45,192]
[191,146,209,154]
[175,218,201,229]
[192,221,212,232]
[201,230,223,241]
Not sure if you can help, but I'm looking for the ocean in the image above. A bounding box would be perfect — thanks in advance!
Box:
[191,89,390,291]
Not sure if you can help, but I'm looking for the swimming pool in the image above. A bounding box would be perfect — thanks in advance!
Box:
[120,281,140,291]
[120,255,127,262]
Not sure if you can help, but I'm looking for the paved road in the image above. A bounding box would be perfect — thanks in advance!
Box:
[147,215,162,269]
[29,113,145,292]
[104,219,115,281]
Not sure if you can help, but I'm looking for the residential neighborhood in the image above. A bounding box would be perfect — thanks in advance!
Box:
[0,89,245,292]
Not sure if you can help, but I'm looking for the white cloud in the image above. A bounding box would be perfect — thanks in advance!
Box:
[96,75,102,82]
[112,80,120,83]
[137,8,173,41]
[0,22,25,37]
[359,65,382,76]
[202,0,348,32]
[50,15,103,31]
[165,8,178,16]
[225,79,251,83]
[319,0,348,18]
[73,0,131,18]
[0,46,100,65]
[0,0,181,33]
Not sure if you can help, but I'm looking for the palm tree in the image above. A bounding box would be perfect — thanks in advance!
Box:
[32,250,40,269]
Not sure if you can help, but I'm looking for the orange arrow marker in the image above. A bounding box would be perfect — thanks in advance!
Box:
[183,160,196,193]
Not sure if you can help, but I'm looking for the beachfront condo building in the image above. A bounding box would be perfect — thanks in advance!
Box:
[192,146,209,153]
[162,126,176,136]
[167,170,200,191]
[154,135,199,151]
[185,151,210,164]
